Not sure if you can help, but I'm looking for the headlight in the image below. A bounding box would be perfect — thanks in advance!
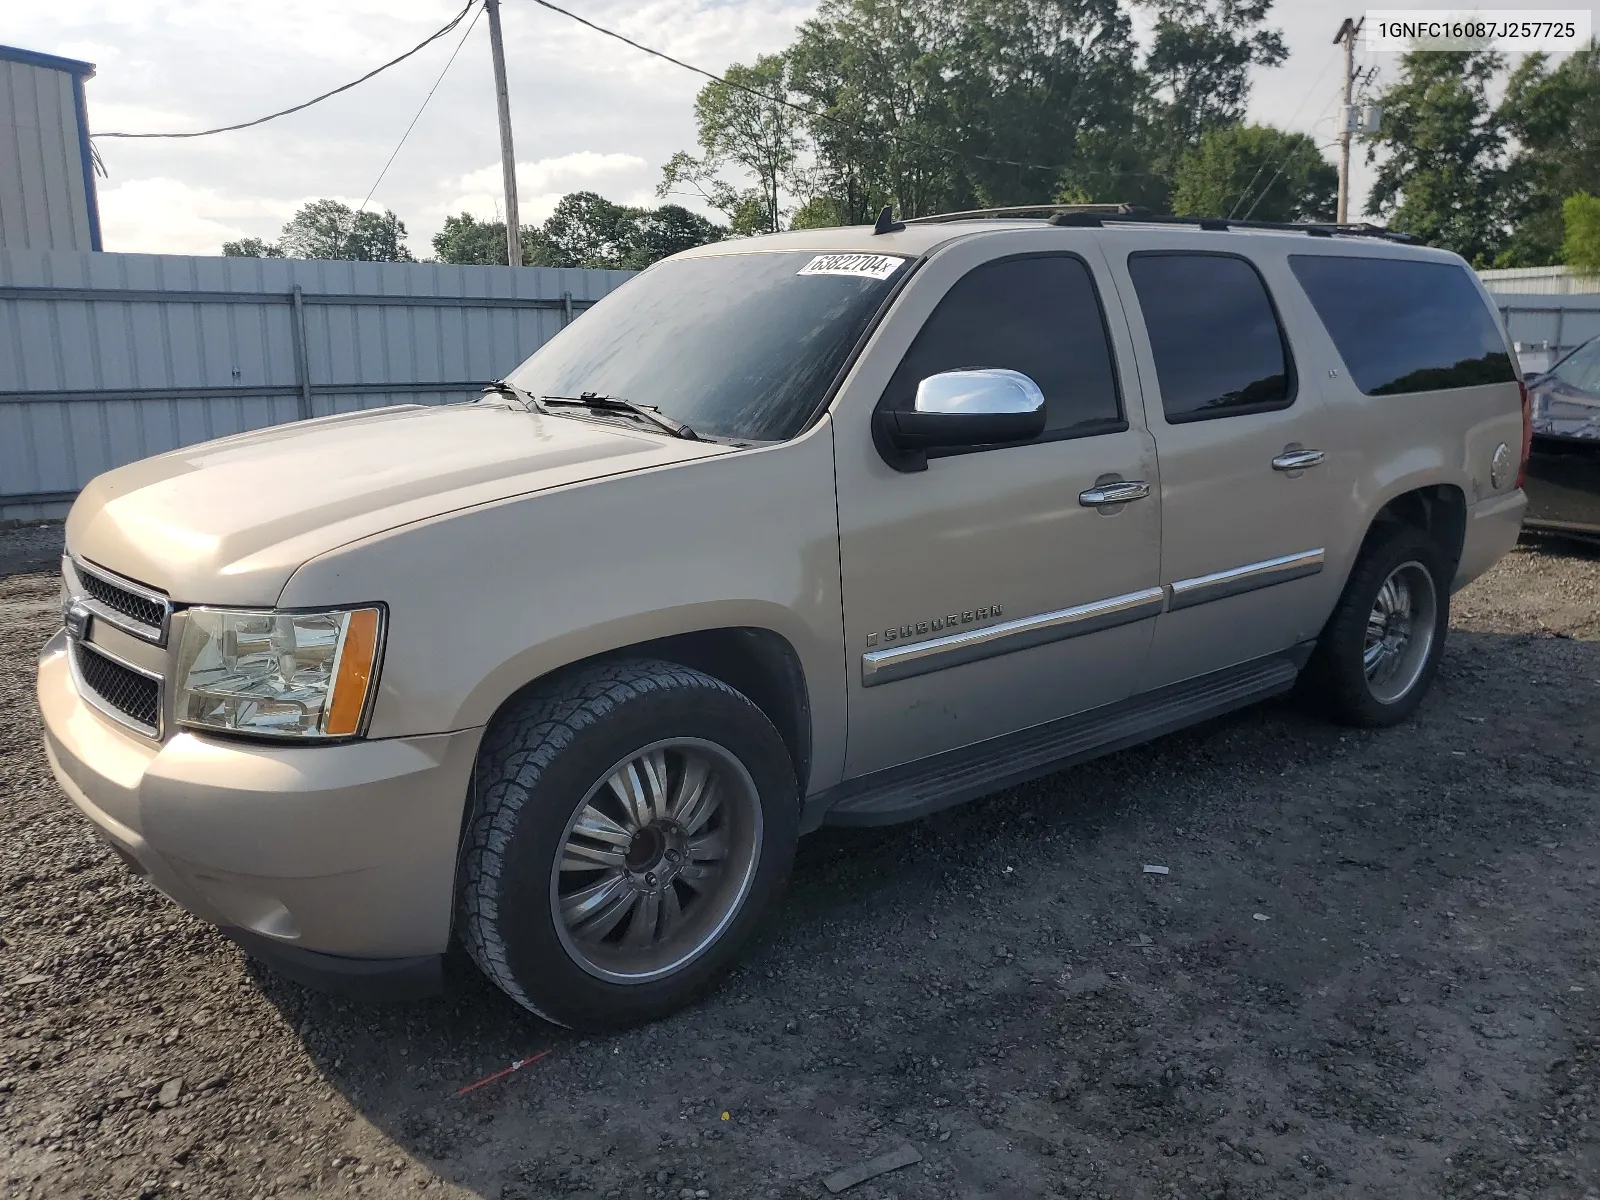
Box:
[176,606,383,738]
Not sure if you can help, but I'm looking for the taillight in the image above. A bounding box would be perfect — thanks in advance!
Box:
[1516,380,1532,488]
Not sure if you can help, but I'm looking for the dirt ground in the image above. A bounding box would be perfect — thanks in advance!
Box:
[2,524,1597,1200]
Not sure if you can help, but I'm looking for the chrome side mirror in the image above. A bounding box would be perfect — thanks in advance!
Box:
[884,368,1047,456]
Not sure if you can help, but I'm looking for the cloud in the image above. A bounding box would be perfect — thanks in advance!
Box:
[97,178,298,256]
[22,1,821,255]
[443,151,653,224]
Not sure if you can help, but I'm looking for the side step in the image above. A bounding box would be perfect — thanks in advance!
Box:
[804,651,1305,830]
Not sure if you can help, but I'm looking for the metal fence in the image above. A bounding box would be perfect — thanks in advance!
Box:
[0,249,634,520]
[1488,294,1600,376]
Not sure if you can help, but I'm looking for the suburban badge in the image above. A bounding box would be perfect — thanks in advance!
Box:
[866,604,1004,647]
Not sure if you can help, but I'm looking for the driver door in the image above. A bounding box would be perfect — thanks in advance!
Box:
[831,232,1163,778]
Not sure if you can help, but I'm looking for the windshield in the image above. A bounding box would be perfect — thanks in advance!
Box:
[1552,336,1600,395]
[505,249,907,442]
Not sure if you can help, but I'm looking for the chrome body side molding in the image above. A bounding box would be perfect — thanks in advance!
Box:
[1166,548,1324,612]
[860,586,1165,687]
[858,548,1323,688]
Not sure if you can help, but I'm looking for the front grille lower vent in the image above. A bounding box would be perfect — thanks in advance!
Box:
[73,641,161,734]
[77,566,167,635]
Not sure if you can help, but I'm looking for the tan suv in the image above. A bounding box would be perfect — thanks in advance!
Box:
[38,210,1529,1029]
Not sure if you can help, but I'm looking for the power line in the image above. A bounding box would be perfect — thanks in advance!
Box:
[1239,137,1342,221]
[356,0,486,215]
[523,0,1063,178]
[1228,54,1337,219]
[93,1,477,140]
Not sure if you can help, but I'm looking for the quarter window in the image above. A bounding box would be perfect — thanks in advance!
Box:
[883,255,1124,441]
[1127,253,1294,422]
[1288,254,1515,395]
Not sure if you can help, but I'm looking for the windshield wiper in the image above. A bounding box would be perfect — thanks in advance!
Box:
[540,392,700,441]
[482,379,547,413]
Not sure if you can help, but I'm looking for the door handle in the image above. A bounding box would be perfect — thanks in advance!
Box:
[1079,480,1151,506]
[1271,448,1326,472]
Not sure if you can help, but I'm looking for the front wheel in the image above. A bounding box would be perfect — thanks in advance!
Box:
[458,660,798,1029]
[1302,526,1450,727]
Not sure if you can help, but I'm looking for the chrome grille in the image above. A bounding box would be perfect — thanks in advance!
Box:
[79,568,165,631]
[72,641,162,736]
[65,558,171,645]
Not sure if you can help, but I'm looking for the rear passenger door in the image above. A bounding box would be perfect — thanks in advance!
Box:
[1107,243,1345,689]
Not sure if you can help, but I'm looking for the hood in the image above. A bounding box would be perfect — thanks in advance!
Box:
[66,402,728,605]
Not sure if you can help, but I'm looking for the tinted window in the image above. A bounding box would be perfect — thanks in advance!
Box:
[883,255,1123,439]
[1127,253,1293,422]
[1551,336,1600,395]
[1289,255,1515,395]
[506,250,903,442]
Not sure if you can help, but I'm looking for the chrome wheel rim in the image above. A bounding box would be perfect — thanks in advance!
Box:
[550,737,763,984]
[1363,560,1438,705]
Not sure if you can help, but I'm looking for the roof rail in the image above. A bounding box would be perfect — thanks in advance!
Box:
[1047,211,1416,244]
[902,203,1143,225]
[901,203,1415,244]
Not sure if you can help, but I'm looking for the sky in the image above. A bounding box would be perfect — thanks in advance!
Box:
[6,0,1587,257]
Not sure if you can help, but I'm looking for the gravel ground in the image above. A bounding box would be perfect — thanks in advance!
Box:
[2,529,1598,1200]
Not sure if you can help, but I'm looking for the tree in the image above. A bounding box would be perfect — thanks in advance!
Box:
[945,0,1147,209]
[430,213,548,265]
[622,205,724,268]
[221,237,283,258]
[537,192,638,268]
[1141,0,1287,144]
[661,54,803,233]
[1132,0,1287,208]
[1172,123,1336,222]
[782,0,1156,223]
[1496,49,1600,267]
[275,199,415,262]
[1564,193,1600,273]
[1363,50,1506,263]
[675,0,1283,226]
[433,196,725,270]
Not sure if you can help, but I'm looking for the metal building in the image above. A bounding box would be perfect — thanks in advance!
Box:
[0,44,102,252]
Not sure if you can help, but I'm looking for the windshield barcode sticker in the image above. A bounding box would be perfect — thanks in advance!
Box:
[797,253,906,281]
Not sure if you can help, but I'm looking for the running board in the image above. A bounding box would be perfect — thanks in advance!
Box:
[803,649,1308,831]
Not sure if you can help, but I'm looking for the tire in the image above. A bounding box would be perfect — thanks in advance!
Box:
[1302,525,1451,728]
[458,658,798,1029]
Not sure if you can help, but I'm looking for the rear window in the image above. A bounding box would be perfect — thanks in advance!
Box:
[1288,255,1514,396]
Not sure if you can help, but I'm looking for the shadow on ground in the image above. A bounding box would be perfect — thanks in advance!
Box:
[248,620,1600,1199]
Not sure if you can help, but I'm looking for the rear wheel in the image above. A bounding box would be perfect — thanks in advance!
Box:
[458,659,798,1029]
[1302,526,1450,727]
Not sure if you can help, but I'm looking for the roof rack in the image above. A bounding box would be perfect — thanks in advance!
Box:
[901,203,1415,244]
[903,203,1141,225]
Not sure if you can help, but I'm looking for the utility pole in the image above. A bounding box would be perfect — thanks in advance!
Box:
[1333,17,1363,225]
[485,0,522,266]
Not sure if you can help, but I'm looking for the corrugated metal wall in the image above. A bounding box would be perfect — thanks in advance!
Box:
[1480,285,1600,376]
[1477,265,1600,296]
[0,249,634,519]
[0,56,94,251]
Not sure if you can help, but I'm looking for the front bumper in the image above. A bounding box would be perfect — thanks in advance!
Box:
[37,630,483,993]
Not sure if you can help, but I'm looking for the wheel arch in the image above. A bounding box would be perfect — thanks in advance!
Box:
[1360,483,1468,571]
[475,625,814,797]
